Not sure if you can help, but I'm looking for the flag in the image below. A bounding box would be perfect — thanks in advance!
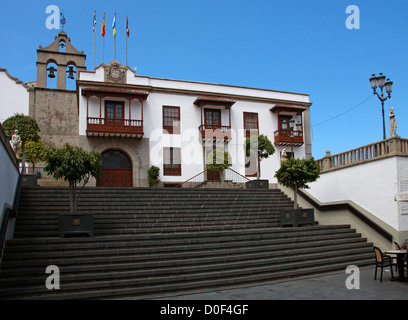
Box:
[112,14,116,36]
[93,11,96,33]
[126,16,129,37]
[101,14,105,37]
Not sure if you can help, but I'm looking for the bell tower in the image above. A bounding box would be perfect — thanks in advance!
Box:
[36,31,86,90]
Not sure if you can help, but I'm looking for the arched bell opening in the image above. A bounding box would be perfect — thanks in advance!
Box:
[46,61,58,89]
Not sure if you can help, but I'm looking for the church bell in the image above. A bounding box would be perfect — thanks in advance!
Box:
[47,66,56,78]
[67,66,76,79]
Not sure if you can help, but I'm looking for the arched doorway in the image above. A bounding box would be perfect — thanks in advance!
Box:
[97,150,132,187]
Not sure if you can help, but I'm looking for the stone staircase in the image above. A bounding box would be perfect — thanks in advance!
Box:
[0,187,374,300]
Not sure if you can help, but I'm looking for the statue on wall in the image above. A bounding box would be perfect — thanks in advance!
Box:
[389,107,399,138]
[11,129,21,156]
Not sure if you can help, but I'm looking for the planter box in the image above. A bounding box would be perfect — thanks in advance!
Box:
[246,180,269,189]
[21,174,38,187]
[59,213,94,238]
[280,208,315,227]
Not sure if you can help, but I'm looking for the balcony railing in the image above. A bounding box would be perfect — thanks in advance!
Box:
[274,129,304,147]
[87,117,143,138]
[199,124,231,141]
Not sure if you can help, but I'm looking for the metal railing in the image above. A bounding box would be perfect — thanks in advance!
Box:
[176,168,250,188]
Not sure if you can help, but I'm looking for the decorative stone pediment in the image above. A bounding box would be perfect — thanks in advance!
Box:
[104,60,126,84]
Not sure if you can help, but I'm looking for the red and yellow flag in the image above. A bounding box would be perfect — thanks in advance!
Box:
[101,14,105,37]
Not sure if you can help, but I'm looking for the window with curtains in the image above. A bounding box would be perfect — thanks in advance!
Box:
[163,106,180,134]
[163,147,181,176]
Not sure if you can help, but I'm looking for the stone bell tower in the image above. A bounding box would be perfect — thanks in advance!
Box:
[29,31,86,149]
[36,31,86,90]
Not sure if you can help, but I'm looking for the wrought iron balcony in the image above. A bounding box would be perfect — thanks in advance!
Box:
[87,117,143,138]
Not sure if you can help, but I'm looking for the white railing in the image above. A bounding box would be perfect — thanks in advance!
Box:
[316,136,408,172]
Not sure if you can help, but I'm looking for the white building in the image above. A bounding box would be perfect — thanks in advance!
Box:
[0,68,29,123]
[77,60,312,187]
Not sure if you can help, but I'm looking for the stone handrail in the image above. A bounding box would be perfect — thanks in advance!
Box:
[317,136,408,173]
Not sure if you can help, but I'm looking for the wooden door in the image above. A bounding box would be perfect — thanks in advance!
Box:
[97,150,132,187]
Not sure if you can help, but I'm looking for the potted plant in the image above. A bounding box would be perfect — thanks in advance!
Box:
[207,148,232,188]
[147,165,161,187]
[43,143,102,237]
[274,157,320,227]
[245,134,275,189]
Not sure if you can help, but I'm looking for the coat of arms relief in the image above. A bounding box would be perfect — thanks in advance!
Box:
[104,60,126,84]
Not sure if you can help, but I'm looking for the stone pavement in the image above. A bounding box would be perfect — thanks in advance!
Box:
[152,266,408,300]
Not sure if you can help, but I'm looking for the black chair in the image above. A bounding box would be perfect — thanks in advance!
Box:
[373,246,395,282]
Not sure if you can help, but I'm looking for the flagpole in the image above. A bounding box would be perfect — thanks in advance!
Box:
[126,16,128,66]
[93,11,96,70]
[114,13,116,61]
[102,12,105,64]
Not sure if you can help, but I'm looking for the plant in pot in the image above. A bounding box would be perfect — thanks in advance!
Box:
[43,143,102,237]
[274,157,320,227]
[245,134,275,188]
[148,165,161,187]
[207,148,232,188]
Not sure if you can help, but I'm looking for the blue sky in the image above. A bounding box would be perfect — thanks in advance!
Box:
[1,0,407,159]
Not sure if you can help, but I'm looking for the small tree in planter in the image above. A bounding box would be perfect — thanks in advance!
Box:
[274,157,320,209]
[43,143,102,237]
[148,165,161,187]
[207,148,232,188]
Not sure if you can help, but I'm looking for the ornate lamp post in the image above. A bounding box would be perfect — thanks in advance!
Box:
[369,73,393,140]
[281,118,296,158]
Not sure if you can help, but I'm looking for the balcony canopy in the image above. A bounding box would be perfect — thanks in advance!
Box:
[81,86,149,102]
[194,95,236,109]
[270,103,308,114]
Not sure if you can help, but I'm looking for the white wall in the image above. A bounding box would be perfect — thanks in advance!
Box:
[307,156,408,232]
[0,70,29,122]
[0,138,19,226]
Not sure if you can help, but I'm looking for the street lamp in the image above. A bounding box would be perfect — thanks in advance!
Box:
[370,73,393,140]
[281,119,296,158]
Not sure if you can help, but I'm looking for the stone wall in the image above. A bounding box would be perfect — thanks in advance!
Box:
[29,88,78,148]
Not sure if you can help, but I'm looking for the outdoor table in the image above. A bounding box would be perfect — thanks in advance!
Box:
[385,249,407,282]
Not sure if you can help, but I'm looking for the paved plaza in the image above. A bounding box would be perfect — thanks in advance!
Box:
[152,266,408,300]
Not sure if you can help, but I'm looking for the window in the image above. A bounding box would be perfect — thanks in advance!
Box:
[244,112,258,138]
[105,101,124,122]
[204,109,221,129]
[163,106,180,134]
[163,147,181,176]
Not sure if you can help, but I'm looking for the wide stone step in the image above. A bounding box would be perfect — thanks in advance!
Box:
[0,248,373,300]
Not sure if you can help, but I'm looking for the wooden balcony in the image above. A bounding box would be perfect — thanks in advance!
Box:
[274,129,304,147]
[199,124,231,142]
[87,117,144,138]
